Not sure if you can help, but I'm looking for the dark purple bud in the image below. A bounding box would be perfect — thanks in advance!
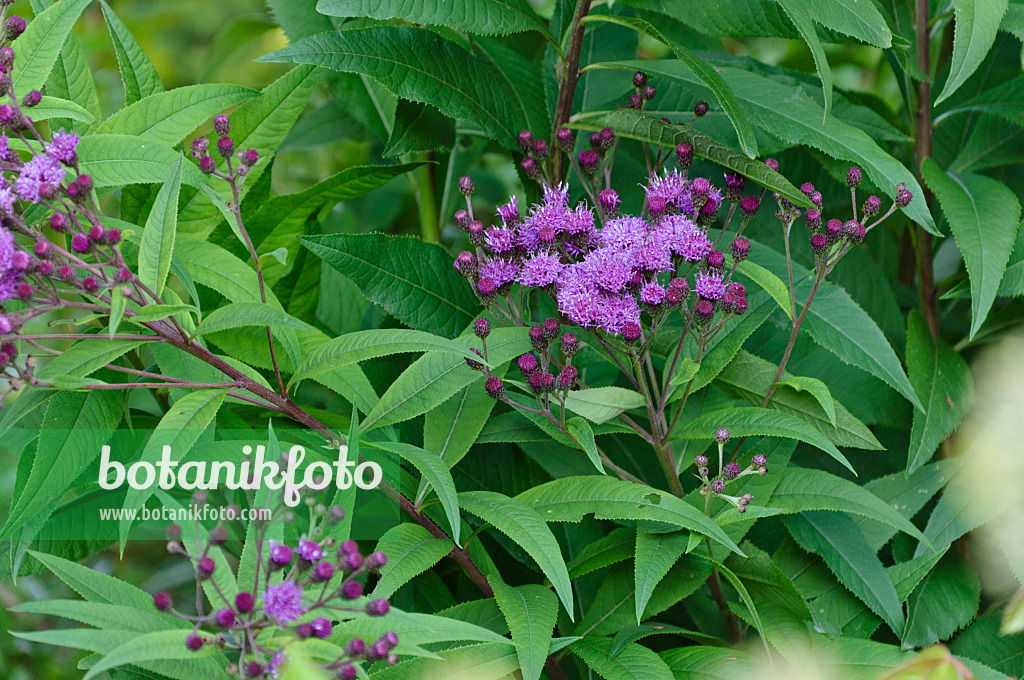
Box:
[825,218,843,244]
[629,93,643,109]
[556,127,574,153]
[343,580,364,600]
[647,195,667,216]
[578,149,599,177]
[676,142,693,170]
[314,560,335,582]
[106,228,122,246]
[805,208,821,231]
[599,188,620,217]
[764,158,779,171]
[199,156,216,174]
[296,623,313,639]
[711,479,725,494]
[557,365,578,389]
[694,299,714,325]
[235,591,254,613]
[311,617,332,639]
[642,85,656,101]
[0,46,13,69]
[71,233,90,253]
[589,131,602,149]
[532,138,549,160]
[528,371,554,394]
[543,317,560,339]
[216,608,235,627]
[731,237,750,262]
[458,176,474,196]
[454,209,470,229]
[691,177,710,197]
[213,114,230,135]
[365,550,388,571]
[454,251,475,277]
[41,183,59,201]
[632,71,648,88]
[714,428,730,443]
[209,526,228,545]
[216,136,234,158]
[240,148,259,166]
[695,454,709,468]
[89,225,105,243]
[518,353,538,375]
[270,542,293,566]
[896,185,912,208]
[33,240,49,258]
[0,103,14,124]
[724,172,745,202]
[694,101,709,117]
[863,195,881,217]
[705,249,725,271]
[811,233,827,254]
[185,634,203,651]
[517,129,533,152]
[343,550,364,572]
[752,453,767,469]
[622,321,642,343]
[4,16,26,40]
[529,324,547,350]
[22,90,41,108]
[846,167,862,187]
[49,213,67,232]
[153,591,172,610]
[74,174,93,193]
[340,665,358,679]
[345,638,365,656]
[485,376,505,400]
[477,277,496,299]
[467,220,485,246]
[115,267,132,283]
[464,347,484,371]
[474,318,491,339]
[59,265,74,281]
[37,260,52,276]
[366,599,391,616]
[723,462,741,480]
[191,137,209,158]
[521,156,539,179]
[561,332,579,357]
[197,556,215,579]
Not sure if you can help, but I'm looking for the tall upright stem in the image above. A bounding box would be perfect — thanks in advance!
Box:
[915,0,939,337]
[551,0,592,185]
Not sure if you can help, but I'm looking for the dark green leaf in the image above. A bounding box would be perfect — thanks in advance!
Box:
[10,0,92,94]
[570,636,674,680]
[371,524,453,600]
[935,0,1011,105]
[384,100,455,157]
[99,0,164,105]
[137,155,183,297]
[490,580,558,680]
[902,556,981,647]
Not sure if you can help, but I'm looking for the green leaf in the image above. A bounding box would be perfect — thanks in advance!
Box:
[674,407,853,472]
[119,389,229,547]
[364,440,462,545]
[596,61,939,234]
[857,460,960,551]
[902,556,981,647]
[37,339,148,380]
[108,287,126,338]
[83,630,219,680]
[259,27,536,149]
[736,259,793,321]
[789,0,893,46]
[10,599,176,633]
[76,134,209,189]
[922,158,1021,338]
[785,511,905,633]
[935,0,1011,105]
[776,0,833,122]
[422,375,498,471]
[489,580,558,680]
[565,417,605,474]
[667,358,700,388]
[775,375,836,426]
[29,96,95,124]
[567,527,636,579]
[771,467,929,542]
[93,85,257,147]
[291,328,482,387]
[316,0,558,46]
[365,326,528,430]
[515,477,742,556]
[383,99,455,157]
[574,109,810,209]
[905,312,974,473]
[137,155,183,297]
[570,636,674,680]
[581,14,758,157]
[29,550,151,607]
[99,0,164,105]
[0,391,122,543]
[371,524,453,600]
[458,490,575,619]
[1002,587,1024,635]
[301,233,480,338]
[10,0,92,94]
[562,386,646,424]
[634,529,688,622]
[610,624,718,655]
[192,302,308,337]
[127,304,199,325]
[371,642,519,680]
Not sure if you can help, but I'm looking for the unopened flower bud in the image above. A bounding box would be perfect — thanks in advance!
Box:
[675,142,693,170]
[521,156,539,179]
[474,318,491,339]
[528,371,554,394]
[517,129,533,152]
[629,93,643,109]
[22,90,41,108]
[240,148,259,166]
[186,634,203,651]
[216,136,234,158]
[213,114,230,136]
[532,138,548,160]
[695,454,708,468]
[825,218,843,244]
[216,608,235,627]
[465,347,484,371]
[556,127,574,153]
[197,556,215,579]
[811,233,827,254]
[723,462,741,480]
[153,591,172,610]
[484,376,504,400]
[705,249,725,271]
[365,550,388,571]
[711,479,725,494]
[199,156,215,174]
[4,16,26,40]
[895,184,912,208]
[846,166,862,187]
[632,71,648,88]
[694,101,709,117]
[578,149,599,177]
[81,276,98,292]
[731,237,750,262]
[764,158,779,171]
[235,591,254,613]
[366,599,390,616]
[518,353,538,375]
[694,299,714,325]
[543,317,560,339]
[805,208,821,231]
[863,195,881,216]
[556,365,578,389]
[599,188,620,217]
[191,137,209,158]
[642,85,656,101]
[622,321,642,343]
[458,176,474,196]
[714,428,730,443]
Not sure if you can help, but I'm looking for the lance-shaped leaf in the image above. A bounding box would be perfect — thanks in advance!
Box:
[137,155,183,297]
[76,134,209,189]
[935,0,1011,105]
[371,524,453,600]
[99,0,164,105]
[922,158,1021,338]
[776,0,833,122]
[10,0,92,94]
[490,579,558,680]
[634,529,689,622]
[570,636,675,680]
[259,27,536,149]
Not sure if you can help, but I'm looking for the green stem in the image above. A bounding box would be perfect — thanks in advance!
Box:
[413,160,441,243]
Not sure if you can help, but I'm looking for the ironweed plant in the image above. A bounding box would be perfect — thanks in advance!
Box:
[1,0,1022,679]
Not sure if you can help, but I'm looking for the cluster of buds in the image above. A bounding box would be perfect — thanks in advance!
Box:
[192,114,260,182]
[783,165,912,276]
[695,429,767,513]
[158,493,395,679]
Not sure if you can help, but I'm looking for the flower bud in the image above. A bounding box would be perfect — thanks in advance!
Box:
[366,599,390,616]
[556,127,574,153]
[186,634,204,651]
[846,166,862,187]
[485,376,504,399]
[37,261,52,276]
[313,560,335,582]
[465,347,484,371]
[240,148,259,166]
[694,299,714,325]
[557,365,578,390]
[199,156,216,174]
[477,277,496,300]
[805,208,821,231]
[560,332,579,358]
[467,219,485,246]
[343,580,364,600]
[895,184,913,208]
[705,249,725,272]
[724,172,745,202]
[711,479,725,494]
[543,317,560,339]
[752,453,767,469]
[153,591,172,610]
[578,149,599,177]
[296,623,313,639]
[723,462,741,480]
[22,90,41,108]
[863,195,881,217]
[598,188,620,217]
[106,228,122,246]
[191,137,209,158]
[629,93,643,109]
[311,617,332,639]
[365,550,388,571]
[764,158,779,171]
[731,237,750,262]
[622,322,642,343]
[17,281,34,299]
[216,136,234,158]
[715,427,730,444]
[517,129,533,152]
[695,454,708,468]
[521,156,539,179]
[235,591,254,613]
[209,526,228,545]
[0,46,13,69]
[675,142,693,170]
[528,371,554,394]
[4,16,26,40]
[213,114,230,135]
[269,542,293,566]
[89,225,105,243]
[474,318,491,339]
[115,267,132,283]
[529,324,546,350]
[532,138,548,160]
[216,608,235,627]
[197,556,216,579]
[632,71,648,88]
[694,101,709,117]
[518,353,538,375]
[49,213,68,232]
[642,85,656,101]
[825,218,843,244]
[458,176,474,196]
[810,233,827,254]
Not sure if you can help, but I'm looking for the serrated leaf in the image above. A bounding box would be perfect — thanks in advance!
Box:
[459,490,575,619]
[29,550,152,608]
[99,0,164,105]
[634,529,688,622]
[29,96,94,124]
[674,407,853,471]
[1002,587,1024,635]
[372,524,452,600]
[566,417,605,474]
[383,99,455,157]
[371,642,519,680]
[771,467,929,543]
[515,477,742,555]
[610,624,718,656]
[570,636,674,680]
[317,0,557,45]
[108,287,126,338]
[787,0,893,46]
[582,14,758,157]
[562,386,646,424]
[736,259,793,320]
[902,556,981,647]
[936,0,1011,105]
[127,304,199,325]
[192,302,307,338]
[595,61,938,234]
[490,580,558,680]
[10,0,92,95]
[667,358,700,388]
[301,233,480,338]
[119,390,228,547]
[922,158,1021,338]
[259,27,537,149]
[76,134,209,189]
[574,109,810,208]
[83,630,219,680]
[291,328,482,387]
[94,85,257,147]
[137,155,182,297]
[905,312,974,474]
[785,511,905,633]
[10,599,176,633]
[775,375,836,426]
[37,339,148,380]
[567,527,636,579]
[777,0,833,122]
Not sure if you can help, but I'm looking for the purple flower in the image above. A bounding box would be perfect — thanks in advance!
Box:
[632,235,673,273]
[556,274,602,328]
[0,227,18,302]
[521,202,571,251]
[497,196,519,225]
[666,218,712,263]
[479,258,521,288]
[645,170,689,212]
[599,216,646,251]
[518,252,564,288]
[695,271,725,300]
[639,282,665,305]
[596,293,641,335]
[485,227,518,254]
[16,155,65,203]
[0,181,15,216]
[46,130,81,164]
[0,135,14,162]
[262,581,304,624]
[565,204,596,237]
[582,249,633,293]
[266,650,286,679]
[269,541,292,565]
[543,183,569,207]
[297,539,324,562]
